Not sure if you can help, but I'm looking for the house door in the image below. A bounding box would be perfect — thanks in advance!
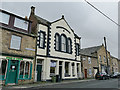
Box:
[84,69,87,78]
[7,60,18,84]
[37,65,42,81]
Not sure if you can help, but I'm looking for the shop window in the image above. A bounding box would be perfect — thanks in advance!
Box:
[10,35,21,50]
[25,62,30,78]
[0,12,10,25]
[50,61,56,76]
[0,60,7,80]
[14,17,28,30]
[65,62,69,77]
[19,61,25,78]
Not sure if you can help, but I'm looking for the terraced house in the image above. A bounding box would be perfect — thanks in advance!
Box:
[0,9,36,85]
[80,44,112,79]
[29,6,82,82]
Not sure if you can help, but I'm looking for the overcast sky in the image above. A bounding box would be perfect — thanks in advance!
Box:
[1,1,118,58]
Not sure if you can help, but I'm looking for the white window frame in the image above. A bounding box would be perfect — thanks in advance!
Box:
[61,35,66,52]
[14,17,28,30]
[39,32,44,48]
[10,35,22,50]
[0,12,10,25]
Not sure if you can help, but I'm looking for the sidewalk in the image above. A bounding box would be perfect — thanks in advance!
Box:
[3,79,95,89]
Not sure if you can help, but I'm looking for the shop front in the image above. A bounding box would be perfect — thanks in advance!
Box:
[0,56,33,85]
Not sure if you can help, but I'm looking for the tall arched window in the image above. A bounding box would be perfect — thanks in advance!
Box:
[68,38,72,53]
[25,62,30,78]
[61,35,66,52]
[55,34,60,50]
[19,61,25,78]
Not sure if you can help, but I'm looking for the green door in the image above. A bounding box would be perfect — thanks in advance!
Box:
[37,65,42,81]
[7,60,18,83]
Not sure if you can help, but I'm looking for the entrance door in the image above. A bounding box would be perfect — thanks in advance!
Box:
[37,65,42,81]
[84,69,87,78]
[59,66,62,80]
[8,60,18,84]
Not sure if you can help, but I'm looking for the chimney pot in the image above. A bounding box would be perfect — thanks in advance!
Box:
[31,6,35,15]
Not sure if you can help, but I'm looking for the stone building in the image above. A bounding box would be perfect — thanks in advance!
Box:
[0,9,36,85]
[80,44,111,78]
[29,6,82,82]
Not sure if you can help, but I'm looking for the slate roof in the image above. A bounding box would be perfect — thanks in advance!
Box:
[80,45,102,57]
[35,15,51,25]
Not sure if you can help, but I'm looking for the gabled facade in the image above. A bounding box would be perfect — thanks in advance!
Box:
[0,9,36,85]
[29,6,82,81]
[80,44,112,78]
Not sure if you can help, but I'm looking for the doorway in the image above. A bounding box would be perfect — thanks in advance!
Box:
[84,69,87,78]
[59,61,62,81]
[37,60,42,81]
[7,60,18,84]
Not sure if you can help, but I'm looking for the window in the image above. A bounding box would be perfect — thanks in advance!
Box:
[68,38,72,53]
[82,57,86,61]
[25,62,30,78]
[55,34,59,50]
[89,68,92,75]
[0,60,7,80]
[104,56,106,63]
[10,35,21,50]
[76,44,79,56]
[50,61,56,76]
[99,55,102,62]
[14,17,28,30]
[65,62,69,77]
[39,31,45,48]
[88,57,91,64]
[19,61,25,78]
[0,12,10,25]
[61,35,66,52]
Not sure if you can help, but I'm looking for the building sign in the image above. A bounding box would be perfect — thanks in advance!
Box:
[6,57,23,60]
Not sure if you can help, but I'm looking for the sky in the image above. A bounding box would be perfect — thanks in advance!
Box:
[0,1,119,58]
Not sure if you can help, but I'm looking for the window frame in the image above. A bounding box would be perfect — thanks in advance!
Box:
[55,33,60,51]
[88,57,91,64]
[76,43,80,56]
[10,35,22,50]
[67,38,72,54]
[61,35,67,52]
[39,31,45,49]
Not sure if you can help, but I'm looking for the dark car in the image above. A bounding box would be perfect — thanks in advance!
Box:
[111,72,120,78]
[95,72,110,80]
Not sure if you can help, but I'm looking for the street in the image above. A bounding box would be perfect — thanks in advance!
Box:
[2,78,120,90]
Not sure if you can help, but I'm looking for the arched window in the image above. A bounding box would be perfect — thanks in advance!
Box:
[19,61,25,78]
[68,38,72,53]
[55,34,60,50]
[61,35,66,52]
[25,62,30,78]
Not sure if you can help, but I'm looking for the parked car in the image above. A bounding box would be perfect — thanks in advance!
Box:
[111,72,120,78]
[95,72,110,80]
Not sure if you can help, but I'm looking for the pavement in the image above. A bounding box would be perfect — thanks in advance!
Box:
[1,79,95,89]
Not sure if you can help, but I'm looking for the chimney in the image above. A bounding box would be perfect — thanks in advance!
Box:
[31,6,35,15]
[62,15,64,19]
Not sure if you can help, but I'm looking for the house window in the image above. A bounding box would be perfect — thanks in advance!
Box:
[0,12,10,25]
[104,56,106,63]
[50,61,56,76]
[99,55,102,62]
[68,38,72,53]
[61,35,66,52]
[88,57,91,64]
[82,57,86,61]
[76,44,79,56]
[19,61,25,78]
[10,35,21,50]
[55,34,60,50]
[89,68,92,75]
[14,17,28,30]
[39,31,45,48]
[25,62,30,78]
[65,62,69,77]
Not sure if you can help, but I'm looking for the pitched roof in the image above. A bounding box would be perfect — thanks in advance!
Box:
[35,15,51,26]
[80,45,102,57]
